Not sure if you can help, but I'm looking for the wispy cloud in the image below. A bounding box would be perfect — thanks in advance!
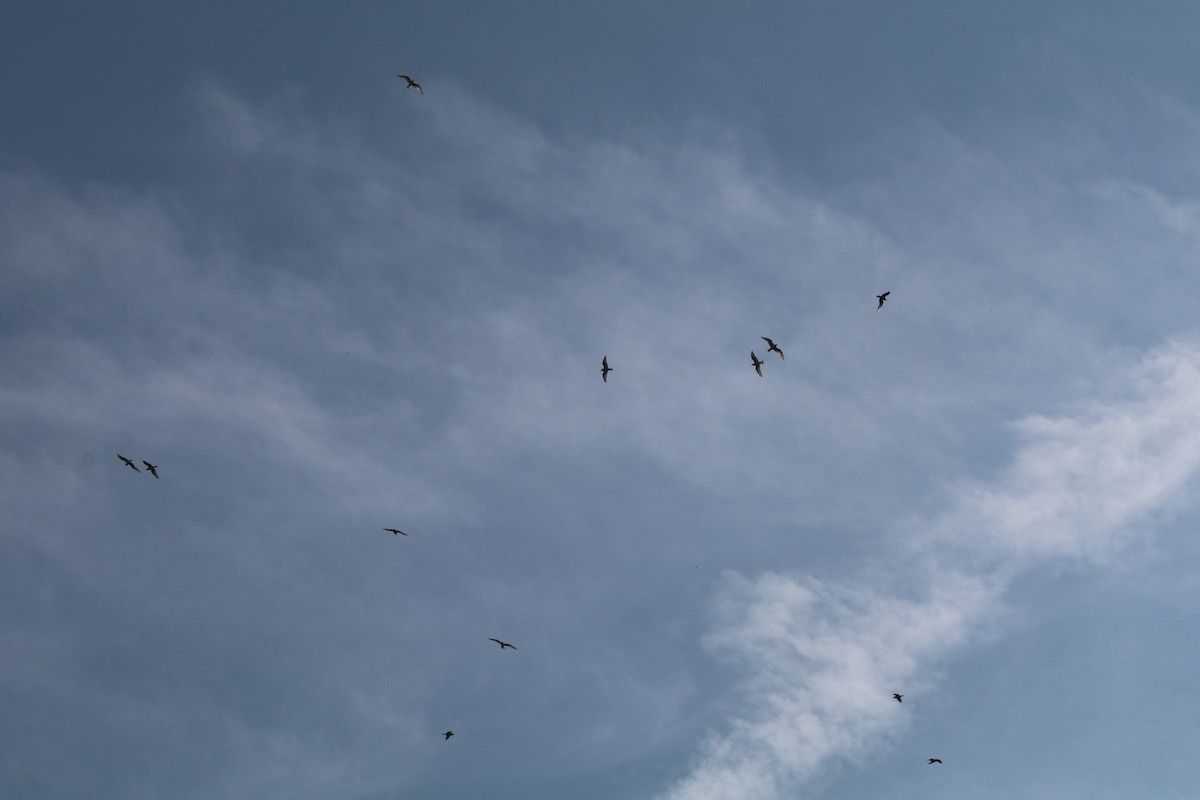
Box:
[4,74,1200,800]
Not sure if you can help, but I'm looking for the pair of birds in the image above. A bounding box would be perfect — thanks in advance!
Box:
[117,453,159,478]
[441,639,518,742]
[892,694,942,765]
[751,336,785,376]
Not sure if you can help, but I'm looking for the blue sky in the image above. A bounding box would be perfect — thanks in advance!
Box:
[5,3,1200,799]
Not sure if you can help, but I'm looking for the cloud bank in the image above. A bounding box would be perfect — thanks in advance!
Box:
[659,342,1200,800]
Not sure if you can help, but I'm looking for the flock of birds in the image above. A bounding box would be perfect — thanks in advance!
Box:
[114,76,942,777]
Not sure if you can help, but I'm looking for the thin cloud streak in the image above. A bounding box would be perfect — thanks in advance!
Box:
[659,341,1200,800]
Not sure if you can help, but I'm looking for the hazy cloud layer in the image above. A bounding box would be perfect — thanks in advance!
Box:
[3,73,1200,800]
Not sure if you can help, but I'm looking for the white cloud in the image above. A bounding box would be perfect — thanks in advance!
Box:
[657,341,1200,800]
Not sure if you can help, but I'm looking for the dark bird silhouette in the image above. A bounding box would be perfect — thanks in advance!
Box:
[488,638,518,650]
[876,291,890,311]
[893,693,903,703]
[142,460,159,479]
[116,454,141,472]
[928,758,942,765]
[443,730,454,741]
[751,351,764,377]
[398,74,423,94]
[601,355,612,383]
[383,528,407,536]
[761,337,784,360]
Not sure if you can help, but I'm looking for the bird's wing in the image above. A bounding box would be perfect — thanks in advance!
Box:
[488,638,503,645]
[398,75,412,82]
[761,337,772,346]
[602,356,608,368]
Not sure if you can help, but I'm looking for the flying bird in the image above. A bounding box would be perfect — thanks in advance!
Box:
[893,693,903,703]
[601,355,612,383]
[397,74,423,94]
[383,528,407,536]
[876,291,890,311]
[116,454,141,472]
[928,758,942,765]
[751,351,764,377]
[488,638,518,650]
[142,460,159,479]
[443,730,454,741]
[761,337,784,359]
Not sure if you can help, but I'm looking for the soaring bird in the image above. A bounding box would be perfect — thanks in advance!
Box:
[443,730,454,741]
[142,460,159,479]
[398,74,423,94]
[116,454,141,472]
[876,291,890,311]
[893,693,903,703]
[928,758,942,765]
[751,351,764,377]
[601,355,612,383]
[383,528,407,536]
[761,337,784,360]
[488,638,518,650]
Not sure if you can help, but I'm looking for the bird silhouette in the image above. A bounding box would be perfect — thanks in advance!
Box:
[383,528,407,536]
[761,337,784,359]
[893,693,903,703]
[116,454,141,472]
[876,291,890,311]
[443,730,454,741]
[488,638,517,650]
[928,758,942,765]
[601,356,612,383]
[751,351,764,377]
[398,74,423,94]
[142,460,159,479]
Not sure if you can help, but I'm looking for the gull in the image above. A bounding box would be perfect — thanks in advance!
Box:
[443,730,454,741]
[397,74,423,94]
[601,355,612,383]
[893,693,903,703]
[142,460,159,479]
[488,638,518,650]
[751,351,764,377]
[928,758,942,765]
[761,337,784,360]
[876,291,890,311]
[116,454,141,472]
[383,528,407,536]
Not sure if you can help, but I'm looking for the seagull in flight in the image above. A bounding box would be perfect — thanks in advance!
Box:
[927,758,942,765]
[397,74,423,94]
[488,638,518,650]
[443,730,454,741]
[601,355,612,383]
[751,351,764,377]
[893,693,903,702]
[876,291,890,311]
[142,460,159,479]
[761,337,784,360]
[383,528,407,536]
[116,454,141,472]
